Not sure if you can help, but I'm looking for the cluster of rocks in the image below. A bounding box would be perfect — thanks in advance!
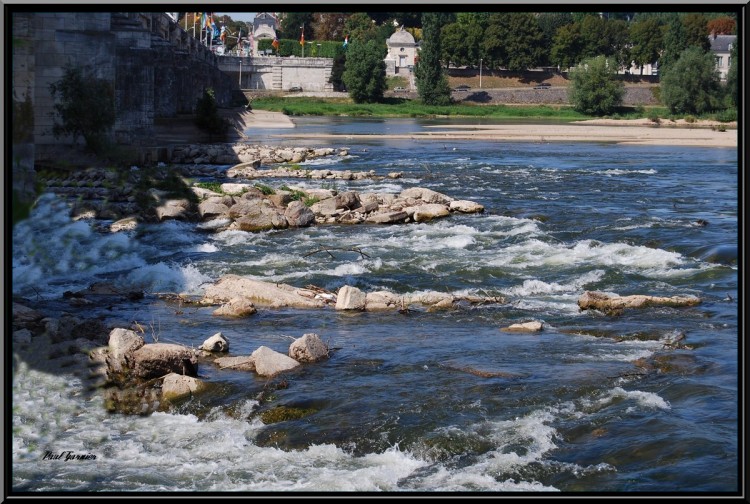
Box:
[88,327,330,413]
[226,163,403,182]
[196,275,506,315]
[183,185,485,233]
[168,143,349,166]
[577,291,701,316]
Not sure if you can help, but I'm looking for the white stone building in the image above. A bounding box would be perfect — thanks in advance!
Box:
[710,34,735,81]
[384,27,419,77]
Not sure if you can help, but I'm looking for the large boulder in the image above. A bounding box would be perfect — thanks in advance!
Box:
[251,346,300,377]
[449,200,484,213]
[155,199,192,221]
[578,291,701,314]
[161,373,206,402]
[407,291,455,309]
[202,275,326,309]
[199,332,229,352]
[412,204,450,223]
[399,187,453,205]
[284,200,316,227]
[335,285,367,311]
[288,333,329,363]
[364,291,405,311]
[212,297,258,317]
[365,211,409,224]
[107,328,145,373]
[131,343,198,380]
[12,303,45,329]
[198,198,231,220]
[214,355,256,371]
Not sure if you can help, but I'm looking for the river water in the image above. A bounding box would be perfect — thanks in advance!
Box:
[11,117,739,494]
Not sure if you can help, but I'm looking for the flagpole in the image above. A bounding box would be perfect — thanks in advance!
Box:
[301,24,304,58]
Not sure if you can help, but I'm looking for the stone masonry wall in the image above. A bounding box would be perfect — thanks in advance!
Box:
[11,11,234,151]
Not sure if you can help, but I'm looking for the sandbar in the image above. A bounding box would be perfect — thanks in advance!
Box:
[238,110,736,148]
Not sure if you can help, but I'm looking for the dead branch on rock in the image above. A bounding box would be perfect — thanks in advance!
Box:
[303,246,371,260]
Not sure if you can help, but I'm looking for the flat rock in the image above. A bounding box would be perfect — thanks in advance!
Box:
[251,346,300,377]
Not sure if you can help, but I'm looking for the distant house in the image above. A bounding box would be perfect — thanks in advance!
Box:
[710,34,735,81]
[252,12,278,55]
[384,27,419,77]
[622,34,736,81]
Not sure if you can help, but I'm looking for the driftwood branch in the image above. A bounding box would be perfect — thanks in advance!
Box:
[303,246,371,260]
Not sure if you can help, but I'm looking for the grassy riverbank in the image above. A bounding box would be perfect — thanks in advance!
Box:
[251,96,650,121]
[250,96,738,123]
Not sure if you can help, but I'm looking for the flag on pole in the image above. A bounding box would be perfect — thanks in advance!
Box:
[271,36,279,50]
[343,35,348,48]
[300,27,305,46]
[204,13,212,29]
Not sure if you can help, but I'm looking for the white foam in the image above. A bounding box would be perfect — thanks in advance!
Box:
[488,239,687,276]
[600,168,657,176]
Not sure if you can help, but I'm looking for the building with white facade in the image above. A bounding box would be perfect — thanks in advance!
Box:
[710,34,735,81]
[384,27,419,77]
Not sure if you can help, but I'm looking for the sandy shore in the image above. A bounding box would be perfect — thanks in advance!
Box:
[237,110,736,148]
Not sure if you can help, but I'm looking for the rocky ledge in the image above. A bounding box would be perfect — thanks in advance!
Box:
[144,185,484,233]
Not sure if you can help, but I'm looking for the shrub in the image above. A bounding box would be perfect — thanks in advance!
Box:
[569,56,624,116]
[254,183,275,195]
[660,46,722,115]
[195,88,229,139]
[684,115,696,123]
[49,66,115,154]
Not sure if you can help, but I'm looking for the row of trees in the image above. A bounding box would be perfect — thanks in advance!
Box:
[332,11,737,117]
[264,11,736,73]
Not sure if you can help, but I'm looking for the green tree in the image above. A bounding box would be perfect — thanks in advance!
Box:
[660,46,722,115]
[682,13,710,52]
[342,40,386,103]
[415,12,452,105]
[442,22,483,68]
[607,19,631,69]
[537,12,574,66]
[579,15,609,59]
[630,17,664,74]
[279,12,314,40]
[499,13,545,71]
[482,13,544,71]
[49,66,115,154]
[725,37,738,107]
[551,22,583,70]
[195,87,228,139]
[329,45,347,91]
[660,14,687,72]
[456,12,490,32]
[344,12,379,42]
[569,55,625,116]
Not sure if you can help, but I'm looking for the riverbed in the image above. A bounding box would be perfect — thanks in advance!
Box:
[11,116,739,494]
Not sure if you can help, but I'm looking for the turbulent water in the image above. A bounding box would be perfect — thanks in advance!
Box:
[11,117,739,494]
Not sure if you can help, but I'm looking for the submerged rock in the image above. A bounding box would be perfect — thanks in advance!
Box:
[578,291,701,314]
[214,355,256,371]
[288,333,329,363]
[501,321,544,333]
